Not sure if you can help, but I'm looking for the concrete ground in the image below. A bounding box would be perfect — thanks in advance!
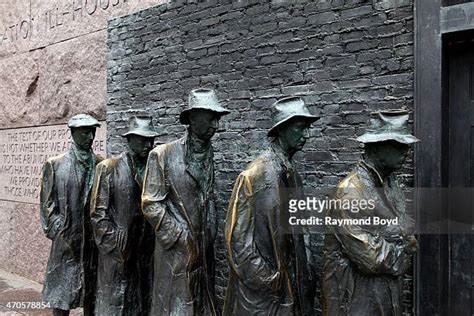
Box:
[0,270,82,315]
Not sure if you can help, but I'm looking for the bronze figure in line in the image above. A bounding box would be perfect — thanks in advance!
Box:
[141,89,230,315]
[90,116,159,315]
[40,114,102,316]
[323,110,419,316]
[224,97,318,316]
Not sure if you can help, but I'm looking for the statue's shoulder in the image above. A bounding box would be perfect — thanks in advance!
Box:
[150,139,180,157]
[337,170,359,189]
[97,155,122,171]
[95,153,105,163]
[240,151,273,182]
[45,153,67,166]
[335,166,366,199]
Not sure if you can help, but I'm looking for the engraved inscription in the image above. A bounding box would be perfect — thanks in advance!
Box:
[0,123,106,204]
[0,0,128,46]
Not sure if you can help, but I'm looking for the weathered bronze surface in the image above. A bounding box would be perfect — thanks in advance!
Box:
[224,97,318,316]
[40,114,102,316]
[323,110,419,316]
[141,89,229,315]
[90,116,159,315]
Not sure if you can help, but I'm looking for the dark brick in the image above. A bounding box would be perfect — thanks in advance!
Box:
[340,5,374,19]
[183,39,204,50]
[307,12,338,25]
[372,73,412,85]
[306,151,334,161]
[345,39,380,52]
[281,84,311,95]
[260,54,287,65]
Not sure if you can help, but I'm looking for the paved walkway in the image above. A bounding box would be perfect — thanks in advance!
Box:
[0,270,82,315]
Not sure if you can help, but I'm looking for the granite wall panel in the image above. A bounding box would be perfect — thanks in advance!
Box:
[0,200,48,284]
[0,0,169,59]
[39,30,107,125]
[0,50,41,128]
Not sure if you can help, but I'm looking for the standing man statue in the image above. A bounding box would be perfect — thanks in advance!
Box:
[323,110,419,316]
[141,88,230,315]
[224,97,318,316]
[40,113,102,316]
[90,116,159,315]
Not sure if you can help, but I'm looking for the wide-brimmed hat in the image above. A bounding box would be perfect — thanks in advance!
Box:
[121,116,160,138]
[68,114,101,129]
[267,96,319,137]
[356,110,420,144]
[179,88,231,124]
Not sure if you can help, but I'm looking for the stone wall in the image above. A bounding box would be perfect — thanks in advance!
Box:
[0,0,169,283]
[106,0,415,313]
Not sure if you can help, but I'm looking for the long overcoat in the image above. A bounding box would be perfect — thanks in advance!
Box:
[40,145,101,310]
[90,152,154,315]
[223,144,313,316]
[141,136,218,315]
[323,160,416,316]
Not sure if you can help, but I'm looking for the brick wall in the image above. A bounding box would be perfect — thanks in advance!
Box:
[106,0,415,313]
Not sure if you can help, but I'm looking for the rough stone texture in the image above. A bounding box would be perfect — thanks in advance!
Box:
[0,51,41,128]
[39,30,107,125]
[0,0,169,59]
[107,1,416,313]
[0,201,49,284]
[1,31,108,128]
[0,0,31,58]
[10,202,49,284]
[0,0,171,129]
[0,201,15,273]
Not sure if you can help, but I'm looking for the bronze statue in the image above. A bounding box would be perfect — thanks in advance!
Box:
[224,97,318,316]
[323,110,419,316]
[90,116,159,315]
[40,114,102,316]
[141,88,230,315]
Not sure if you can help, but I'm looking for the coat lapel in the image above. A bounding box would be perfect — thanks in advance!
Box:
[182,136,214,196]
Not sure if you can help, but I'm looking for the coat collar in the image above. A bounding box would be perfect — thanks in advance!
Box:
[358,158,405,218]
[359,159,385,186]
[68,143,97,209]
[270,142,294,174]
[123,151,145,188]
[180,133,214,193]
[70,143,95,169]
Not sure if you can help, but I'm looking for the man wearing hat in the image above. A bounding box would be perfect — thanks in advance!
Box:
[90,116,159,315]
[40,113,102,316]
[224,96,317,315]
[141,88,230,315]
[322,110,419,316]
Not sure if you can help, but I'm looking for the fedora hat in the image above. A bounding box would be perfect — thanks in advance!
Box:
[68,113,101,129]
[267,96,319,137]
[356,110,420,144]
[121,116,160,138]
[179,88,230,124]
